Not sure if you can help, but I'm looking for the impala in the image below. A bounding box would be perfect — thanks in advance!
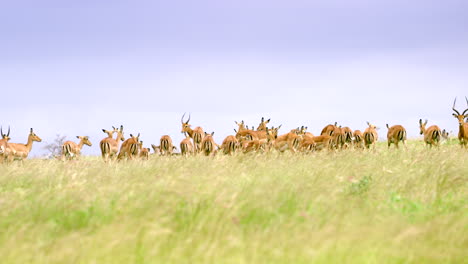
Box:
[180,134,194,156]
[452,97,468,148]
[274,128,302,153]
[100,125,125,161]
[138,141,150,160]
[201,132,218,156]
[220,135,238,155]
[331,126,345,149]
[62,136,92,160]
[160,135,174,156]
[181,113,204,153]
[353,130,364,149]
[117,133,140,160]
[309,135,332,151]
[386,124,407,149]
[321,122,337,136]
[151,144,161,155]
[256,117,270,131]
[342,126,353,147]
[363,122,378,149]
[0,126,11,162]
[419,119,441,148]
[6,128,42,162]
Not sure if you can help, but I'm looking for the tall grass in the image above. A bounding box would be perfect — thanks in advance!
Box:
[0,142,466,263]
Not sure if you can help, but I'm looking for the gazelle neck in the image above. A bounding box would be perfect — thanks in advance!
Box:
[116,132,124,142]
[77,140,85,151]
[25,135,35,152]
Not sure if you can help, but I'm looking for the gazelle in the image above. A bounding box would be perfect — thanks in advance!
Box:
[6,128,42,161]
[309,135,332,151]
[386,124,407,149]
[331,126,345,149]
[256,117,270,131]
[342,126,353,147]
[220,135,238,155]
[0,126,11,163]
[151,144,161,155]
[321,122,337,136]
[117,133,140,160]
[419,119,441,148]
[100,125,125,161]
[363,122,378,149]
[138,141,150,160]
[160,135,174,156]
[201,132,218,156]
[274,128,302,153]
[452,97,468,148]
[180,134,194,156]
[353,130,364,149]
[62,136,92,160]
[181,113,204,153]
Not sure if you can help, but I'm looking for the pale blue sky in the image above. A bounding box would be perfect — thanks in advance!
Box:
[1,0,467,156]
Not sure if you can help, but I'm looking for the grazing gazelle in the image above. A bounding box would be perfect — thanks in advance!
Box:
[201,132,218,156]
[62,136,92,160]
[159,135,174,156]
[117,133,140,160]
[419,119,441,148]
[0,126,11,163]
[363,122,378,149]
[452,97,468,148]
[100,125,125,162]
[320,122,337,136]
[180,134,194,156]
[6,128,42,162]
[386,124,407,149]
[181,113,204,153]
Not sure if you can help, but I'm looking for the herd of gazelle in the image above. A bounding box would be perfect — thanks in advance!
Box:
[0,98,467,162]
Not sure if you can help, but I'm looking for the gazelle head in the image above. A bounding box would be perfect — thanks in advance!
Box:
[117,125,125,141]
[1,126,11,141]
[29,128,42,142]
[102,126,118,138]
[256,117,270,131]
[181,112,192,133]
[77,136,92,146]
[129,133,140,142]
[452,97,468,125]
[366,122,377,130]
[235,120,247,131]
[419,119,428,135]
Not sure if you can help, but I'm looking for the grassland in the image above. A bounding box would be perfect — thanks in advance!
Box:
[0,141,467,263]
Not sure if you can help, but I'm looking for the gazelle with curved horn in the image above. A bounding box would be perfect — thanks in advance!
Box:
[181,113,204,153]
[452,97,468,148]
[100,125,125,162]
[6,128,42,162]
[62,136,92,160]
[419,119,442,148]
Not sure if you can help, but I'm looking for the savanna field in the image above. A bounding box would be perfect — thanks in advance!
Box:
[0,141,467,264]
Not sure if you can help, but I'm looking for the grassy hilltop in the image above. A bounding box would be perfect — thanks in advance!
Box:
[0,141,467,263]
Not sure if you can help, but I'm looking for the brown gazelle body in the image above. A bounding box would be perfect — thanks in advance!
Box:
[201,132,218,156]
[179,134,194,156]
[353,130,364,149]
[452,97,468,148]
[138,141,150,160]
[300,136,316,152]
[62,136,92,160]
[320,122,337,136]
[274,129,301,153]
[100,125,125,161]
[181,113,204,153]
[342,126,353,147]
[419,119,441,148]
[117,133,140,160]
[0,127,11,162]
[331,126,345,149]
[386,124,407,149]
[220,135,238,155]
[6,128,42,161]
[310,135,332,151]
[363,122,378,149]
[160,135,174,156]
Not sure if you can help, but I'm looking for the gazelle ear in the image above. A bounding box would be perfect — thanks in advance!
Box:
[452,113,458,118]
[419,119,422,124]
[102,129,106,133]
[234,129,237,133]
[76,136,80,139]
[266,119,270,123]
[30,128,33,133]
[261,117,264,122]
[112,126,116,130]
[211,131,215,136]
[386,124,389,129]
